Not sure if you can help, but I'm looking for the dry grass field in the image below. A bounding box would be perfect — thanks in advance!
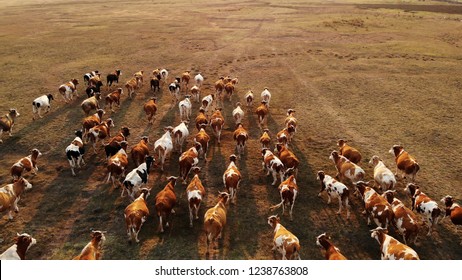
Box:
[0,0,462,260]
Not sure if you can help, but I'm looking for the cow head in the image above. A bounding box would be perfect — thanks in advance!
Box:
[14,233,36,259]
[14,177,33,191]
[90,230,106,246]
[370,227,388,244]
[389,145,404,157]
[139,188,151,200]
[71,78,79,85]
[382,190,397,204]
[96,109,105,118]
[106,118,115,127]
[47,94,54,102]
[440,195,454,208]
[354,181,371,198]
[145,155,155,171]
[287,109,296,116]
[316,233,332,249]
[217,191,230,205]
[329,151,340,162]
[121,126,130,137]
[369,155,381,167]
[404,183,419,198]
[75,129,84,140]
[316,171,327,195]
[31,148,42,159]
[267,214,280,229]
[9,108,20,118]
[116,70,122,76]
[229,154,238,163]
[337,139,346,148]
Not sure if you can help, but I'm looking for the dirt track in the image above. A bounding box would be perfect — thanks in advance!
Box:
[0,0,462,260]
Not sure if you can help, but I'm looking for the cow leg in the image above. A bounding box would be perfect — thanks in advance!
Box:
[189,205,193,228]
[135,229,140,243]
[159,215,164,233]
[337,197,342,214]
[289,202,294,221]
[68,159,76,176]
[271,171,277,186]
[327,195,332,205]
[8,210,14,220]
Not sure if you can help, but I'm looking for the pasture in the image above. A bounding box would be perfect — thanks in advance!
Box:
[1,0,462,260]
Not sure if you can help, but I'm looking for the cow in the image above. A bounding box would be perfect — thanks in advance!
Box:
[223,154,242,205]
[144,97,158,125]
[261,87,271,107]
[262,148,285,186]
[124,188,150,243]
[440,195,462,245]
[179,95,192,121]
[150,77,160,92]
[179,141,202,184]
[190,85,200,102]
[194,73,204,87]
[0,109,20,144]
[224,82,235,100]
[154,126,174,171]
[201,94,215,112]
[10,149,42,179]
[317,171,350,219]
[105,88,123,112]
[169,79,181,105]
[274,143,299,178]
[210,108,225,144]
[204,192,230,252]
[173,121,189,154]
[103,126,130,159]
[106,141,129,189]
[354,181,394,229]
[81,93,101,116]
[267,215,301,260]
[160,68,169,83]
[284,109,297,133]
[32,94,54,120]
[276,125,296,147]
[389,145,420,182]
[233,123,248,159]
[369,155,396,190]
[382,190,420,245]
[195,108,208,131]
[186,167,206,227]
[370,227,420,260]
[316,233,347,260]
[155,176,178,233]
[122,155,154,201]
[65,130,86,176]
[87,118,115,153]
[87,75,104,96]
[329,151,365,184]
[244,90,254,111]
[232,102,244,125]
[133,70,144,87]
[255,100,269,129]
[82,109,105,140]
[214,77,225,97]
[270,171,298,221]
[125,76,141,99]
[337,139,362,164]
[0,178,32,220]
[260,128,271,149]
[181,70,191,90]
[405,183,441,236]
[83,70,99,85]
[130,136,150,167]
[73,230,106,260]
[58,78,79,103]
[106,69,122,88]
[194,124,210,160]
[0,233,36,260]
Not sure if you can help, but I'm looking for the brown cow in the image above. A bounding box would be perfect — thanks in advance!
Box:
[389,145,420,182]
[337,139,362,164]
[105,88,123,112]
[233,123,248,159]
[82,109,105,141]
[270,172,298,221]
[210,108,225,144]
[0,178,32,220]
[267,215,301,260]
[204,192,230,252]
[0,233,36,260]
[106,141,129,188]
[131,136,150,167]
[255,101,269,129]
[316,233,347,260]
[223,155,242,204]
[329,151,364,184]
[186,167,206,227]
[125,188,150,243]
[440,195,462,245]
[355,181,394,229]
[275,143,299,178]
[194,124,210,160]
[370,227,419,260]
[155,176,178,233]
[87,118,115,153]
[144,97,157,125]
[73,230,106,260]
[0,109,20,144]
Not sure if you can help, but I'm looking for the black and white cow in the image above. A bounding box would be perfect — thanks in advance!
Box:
[83,70,99,85]
[32,94,54,120]
[122,156,155,201]
[65,130,86,176]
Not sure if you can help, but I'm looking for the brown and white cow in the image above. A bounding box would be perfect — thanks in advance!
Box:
[276,125,296,147]
[337,139,362,164]
[329,151,365,184]
[369,155,396,190]
[214,77,225,97]
[232,102,244,125]
[267,215,301,260]
[224,82,235,100]
[103,126,131,159]
[382,190,420,245]
[87,118,115,153]
[144,97,157,125]
[255,101,269,129]
[179,141,202,184]
[210,108,225,144]
[389,145,420,182]
[440,195,462,245]
[186,167,206,227]
[10,149,42,179]
[194,124,210,160]
[223,155,242,205]
[317,171,350,219]
[181,70,191,90]
[105,88,123,112]
[262,148,285,186]
[405,183,441,236]
[316,233,347,260]
[131,136,150,167]
[195,108,208,131]
[275,143,299,178]
[73,230,106,260]
[125,76,141,98]
[270,171,298,221]
[204,192,230,252]
[0,233,36,260]
[245,90,254,111]
[354,181,394,229]
[106,141,129,188]
[59,78,79,103]
[82,109,105,140]
[190,85,201,103]
[154,126,174,171]
[124,188,150,243]
[233,123,248,159]
[81,93,101,116]
[201,94,215,112]
[0,178,32,220]
[284,109,297,134]
[0,108,20,144]
[370,227,420,260]
[134,70,144,87]
[155,176,178,233]
[260,128,271,149]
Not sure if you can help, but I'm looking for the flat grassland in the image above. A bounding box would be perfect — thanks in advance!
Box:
[0,0,462,260]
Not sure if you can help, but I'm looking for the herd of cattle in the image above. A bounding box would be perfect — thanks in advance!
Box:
[0,68,461,261]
